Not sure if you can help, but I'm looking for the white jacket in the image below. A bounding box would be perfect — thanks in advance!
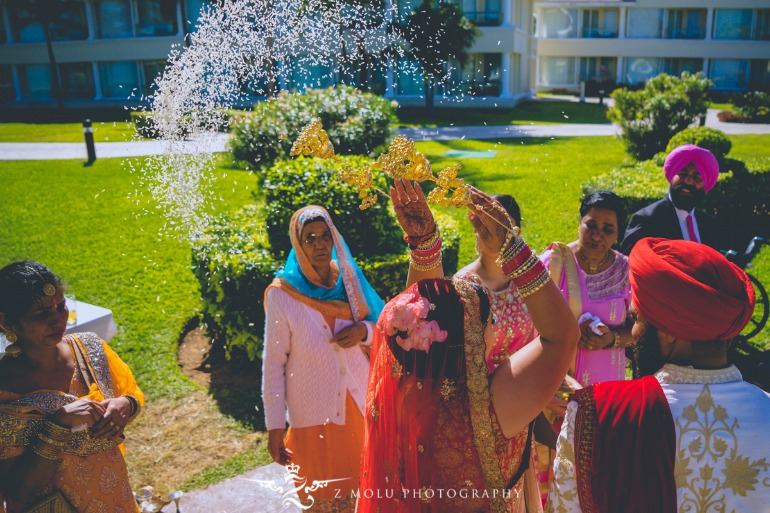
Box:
[262,287,373,431]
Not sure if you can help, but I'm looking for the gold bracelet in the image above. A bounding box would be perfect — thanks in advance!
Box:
[39,419,72,443]
[416,229,441,251]
[31,439,64,461]
[410,255,443,271]
[37,432,67,448]
[518,270,551,298]
[510,254,541,279]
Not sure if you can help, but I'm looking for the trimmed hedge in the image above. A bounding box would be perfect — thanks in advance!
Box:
[191,205,459,360]
[228,86,396,175]
[262,155,403,259]
[666,127,732,162]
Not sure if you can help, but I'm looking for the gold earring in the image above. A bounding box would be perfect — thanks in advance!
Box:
[5,331,17,343]
[5,343,21,357]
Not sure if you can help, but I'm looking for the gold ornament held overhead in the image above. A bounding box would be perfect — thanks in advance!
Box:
[290,118,335,159]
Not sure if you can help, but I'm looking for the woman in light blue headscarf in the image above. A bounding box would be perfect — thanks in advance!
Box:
[262,205,384,513]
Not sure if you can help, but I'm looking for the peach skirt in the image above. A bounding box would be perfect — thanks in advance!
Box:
[285,392,364,512]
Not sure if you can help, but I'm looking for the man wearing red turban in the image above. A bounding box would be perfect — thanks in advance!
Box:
[546,238,770,513]
[620,144,726,254]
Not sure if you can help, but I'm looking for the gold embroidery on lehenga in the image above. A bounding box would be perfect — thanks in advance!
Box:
[454,278,508,513]
[547,404,578,513]
[440,379,456,402]
[676,384,770,513]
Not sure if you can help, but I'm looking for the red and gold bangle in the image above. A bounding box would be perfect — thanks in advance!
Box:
[404,226,439,250]
[516,267,551,298]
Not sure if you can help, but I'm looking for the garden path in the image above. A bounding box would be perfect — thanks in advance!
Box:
[1,110,768,161]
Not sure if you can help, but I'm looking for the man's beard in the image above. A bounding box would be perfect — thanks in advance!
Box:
[670,184,706,212]
[632,322,666,378]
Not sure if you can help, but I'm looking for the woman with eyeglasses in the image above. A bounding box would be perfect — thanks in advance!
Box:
[261,205,385,512]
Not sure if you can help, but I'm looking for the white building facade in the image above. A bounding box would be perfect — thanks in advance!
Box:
[0,0,536,108]
[534,0,770,93]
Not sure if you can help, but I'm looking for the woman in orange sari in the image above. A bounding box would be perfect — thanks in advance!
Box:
[0,260,144,513]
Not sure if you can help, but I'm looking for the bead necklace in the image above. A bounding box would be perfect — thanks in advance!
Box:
[577,248,610,273]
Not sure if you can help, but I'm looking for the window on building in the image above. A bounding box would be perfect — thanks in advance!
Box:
[136,0,178,37]
[397,0,420,23]
[541,8,578,38]
[142,60,167,96]
[710,59,749,90]
[713,10,753,40]
[453,0,501,26]
[11,2,89,42]
[540,56,575,86]
[20,65,51,99]
[749,60,770,89]
[0,8,8,44]
[339,55,387,95]
[666,9,706,39]
[582,9,618,38]
[184,0,214,32]
[96,0,133,38]
[446,53,501,96]
[579,57,616,83]
[100,61,140,98]
[396,57,423,95]
[624,57,662,85]
[59,63,95,98]
[289,57,334,92]
[627,9,663,38]
[663,58,702,76]
[755,10,770,40]
[0,65,14,100]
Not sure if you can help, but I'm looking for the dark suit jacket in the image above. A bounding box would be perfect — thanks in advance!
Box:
[620,197,725,255]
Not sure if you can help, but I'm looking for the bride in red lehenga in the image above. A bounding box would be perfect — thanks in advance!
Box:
[357,181,580,513]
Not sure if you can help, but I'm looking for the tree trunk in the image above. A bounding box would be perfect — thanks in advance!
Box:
[424,77,434,116]
[41,15,63,109]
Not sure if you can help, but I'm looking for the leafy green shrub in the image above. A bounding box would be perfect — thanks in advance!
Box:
[191,205,460,360]
[666,127,732,162]
[262,155,403,259]
[608,73,713,160]
[191,205,280,360]
[228,86,396,174]
[732,91,770,121]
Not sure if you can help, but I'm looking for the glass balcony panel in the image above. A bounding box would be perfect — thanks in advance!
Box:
[713,9,753,40]
[542,8,578,38]
[96,0,133,38]
[710,59,749,90]
[627,9,663,39]
[100,61,140,98]
[540,56,576,86]
[136,0,178,37]
[624,57,662,85]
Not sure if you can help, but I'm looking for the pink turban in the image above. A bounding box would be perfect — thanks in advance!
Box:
[664,144,719,192]
[629,238,755,341]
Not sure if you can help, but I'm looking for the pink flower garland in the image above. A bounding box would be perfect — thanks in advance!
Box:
[384,292,448,352]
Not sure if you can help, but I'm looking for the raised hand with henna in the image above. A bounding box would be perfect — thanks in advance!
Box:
[390,179,435,242]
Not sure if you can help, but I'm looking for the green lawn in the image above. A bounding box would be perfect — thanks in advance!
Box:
[0,121,141,142]
[0,156,254,397]
[2,130,768,490]
[396,100,610,128]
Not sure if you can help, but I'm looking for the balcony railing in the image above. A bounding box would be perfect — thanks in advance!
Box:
[463,11,501,26]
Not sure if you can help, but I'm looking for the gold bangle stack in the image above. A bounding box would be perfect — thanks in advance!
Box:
[495,236,525,267]
[31,420,72,461]
[517,270,551,298]
[415,229,440,251]
[509,253,541,279]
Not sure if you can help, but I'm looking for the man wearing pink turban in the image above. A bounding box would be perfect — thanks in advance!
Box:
[620,144,725,254]
[547,238,769,513]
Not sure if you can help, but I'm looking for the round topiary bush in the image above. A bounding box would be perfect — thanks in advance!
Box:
[666,126,732,162]
[228,86,396,175]
[262,155,403,260]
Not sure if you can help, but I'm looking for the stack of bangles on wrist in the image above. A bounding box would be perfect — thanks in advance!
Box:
[31,419,72,461]
[497,236,550,297]
[124,394,140,418]
[408,229,442,271]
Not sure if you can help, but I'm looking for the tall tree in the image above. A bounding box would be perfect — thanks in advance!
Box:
[393,0,478,114]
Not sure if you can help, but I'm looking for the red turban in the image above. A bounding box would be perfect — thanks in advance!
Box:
[664,144,719,192]
[629,238,755,341]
